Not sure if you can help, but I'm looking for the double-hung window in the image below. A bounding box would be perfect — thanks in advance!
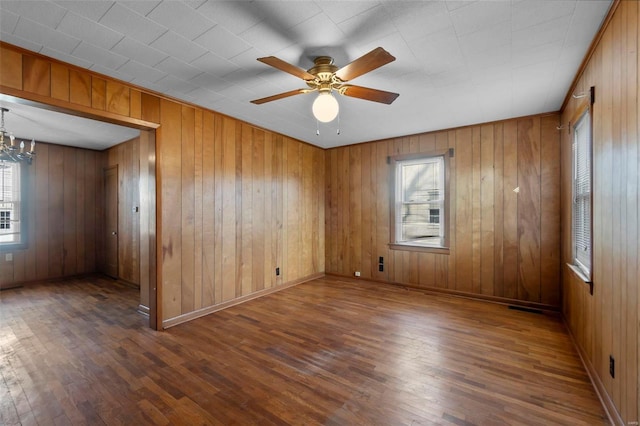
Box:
[0,161,25,249]
[572,107,592,281]
[390,151,449,252]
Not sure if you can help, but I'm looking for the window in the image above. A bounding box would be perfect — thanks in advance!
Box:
[390,151,449,252]
[572,108,592,280]
[0,161,25,248]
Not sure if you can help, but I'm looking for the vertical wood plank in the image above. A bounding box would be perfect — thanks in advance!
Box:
[540,115,561,306]
[50,63,69,101]
[221,117,236,302]
[160,99,182,320]
[69,70,91,107]
[480,124,495,295]
[179,105,195,312]
[0,46,22,89]
[503,120,519,299]
[455,127,473,292]
[517,117,541,302]
[91,77,106,110]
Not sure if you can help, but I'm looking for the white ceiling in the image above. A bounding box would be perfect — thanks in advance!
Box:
[0,0,612,149]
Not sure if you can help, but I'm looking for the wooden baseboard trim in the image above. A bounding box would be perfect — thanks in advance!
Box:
[563,318,624,426]
[162,273,324,329]
[323,273,560,313]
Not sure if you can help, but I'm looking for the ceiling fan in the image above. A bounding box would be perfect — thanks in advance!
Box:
[250,47,399,123]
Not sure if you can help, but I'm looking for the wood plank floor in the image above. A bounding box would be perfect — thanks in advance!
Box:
[0,275,608,425]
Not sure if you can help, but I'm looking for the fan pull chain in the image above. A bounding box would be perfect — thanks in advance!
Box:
[337,113,340,135]
[316,119,320,136]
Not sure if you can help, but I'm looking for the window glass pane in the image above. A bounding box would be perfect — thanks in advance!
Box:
[572,110,591,275]
[0,161,22,244]
[395,156,445,247]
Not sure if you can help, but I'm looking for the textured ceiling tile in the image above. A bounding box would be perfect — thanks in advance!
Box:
[118,60,167,84]
[111,37,168,68]
[449,1,510,37]
[337,4,394,46]
[147,1,216,40]
[0,0,67,29]
[194,25,251,59]
[189,72,230,93]
[72,41,129,70]
[239,21,296,56]
[512,0,576,31]
[1,31,44,54]
[391,2,452,43]
[155,56,203,81]
[512,16,570,51]
[190,52,241,79]
[99,3,167,45]
[155,74,199,96]
[1,9,19,34]
[119,0,161,16]
[39,45,93,69]
[458,21,510,57]
[57,12,124,50]
[322,1,380,25]
[53,0,114,21]
[193,0,263,34]
[89,63,134,83]
[13,17,81,54]
[150,31,208,63]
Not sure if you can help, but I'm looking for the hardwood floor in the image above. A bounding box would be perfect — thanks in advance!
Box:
[0,275,608,425]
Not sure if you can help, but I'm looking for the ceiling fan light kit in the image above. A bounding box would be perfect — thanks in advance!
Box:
[251,47,399,126]
[312,92,339,123]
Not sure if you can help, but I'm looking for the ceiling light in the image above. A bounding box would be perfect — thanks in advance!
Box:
[312,92,339,123]
[0,108,35,164]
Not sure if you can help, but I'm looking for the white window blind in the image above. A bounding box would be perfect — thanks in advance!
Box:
[0,161,22,244]
[572,110,591,277]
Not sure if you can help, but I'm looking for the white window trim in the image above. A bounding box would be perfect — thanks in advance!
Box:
[571,105,592,283]
[389,150,450,254]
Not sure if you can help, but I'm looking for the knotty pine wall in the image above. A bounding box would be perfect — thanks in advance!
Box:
[325,114,561,308]
[560,1,638,424]
[0,142,102,288]
[0,42,325,328]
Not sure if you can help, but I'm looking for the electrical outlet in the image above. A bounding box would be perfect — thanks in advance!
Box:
[609,355,615,378]
[378,264,384,272]
[5,253,13,262]
[354,271,360,277]
[379,256,384,264]
[275,267,280,276]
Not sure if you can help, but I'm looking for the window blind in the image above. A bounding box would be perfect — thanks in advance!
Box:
[572,110,591,276]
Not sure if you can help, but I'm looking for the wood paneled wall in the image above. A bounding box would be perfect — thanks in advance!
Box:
[0,42,325,327]
[325,114,561,307]
[0,142,102,288]
[158,107,325,326]
[560,1,638,424]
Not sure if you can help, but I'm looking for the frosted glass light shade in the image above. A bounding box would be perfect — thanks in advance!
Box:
[312,92,339,122]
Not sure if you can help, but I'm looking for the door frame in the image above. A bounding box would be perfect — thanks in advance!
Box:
[0,93,160,330]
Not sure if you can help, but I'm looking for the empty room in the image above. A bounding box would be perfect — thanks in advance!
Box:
[0,1,637,425]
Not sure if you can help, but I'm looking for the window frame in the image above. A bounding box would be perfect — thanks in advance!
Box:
[0,161,29,252]
[569,101,593,283]
[389,149,450,254]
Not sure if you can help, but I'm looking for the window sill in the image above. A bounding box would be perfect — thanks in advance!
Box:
[567,263,593,295]
[389,243,449,255]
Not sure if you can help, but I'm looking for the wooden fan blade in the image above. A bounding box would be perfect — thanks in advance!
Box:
[250,89,310,105]
[257,56,316,81]
[334,47,396,82]
[339,85,399,104]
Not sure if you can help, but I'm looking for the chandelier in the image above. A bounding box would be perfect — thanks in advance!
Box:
[0,107,35,164]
